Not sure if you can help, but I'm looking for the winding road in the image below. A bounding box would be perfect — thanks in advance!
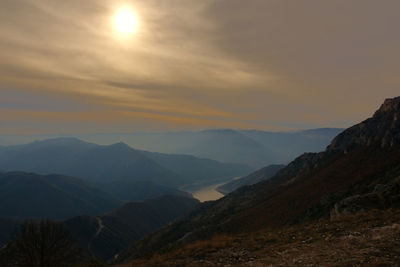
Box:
[88,216,105,252]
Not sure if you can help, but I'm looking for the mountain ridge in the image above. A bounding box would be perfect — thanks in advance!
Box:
[0,139,251,201]
[328,96,400,151]
[116,96,400,264]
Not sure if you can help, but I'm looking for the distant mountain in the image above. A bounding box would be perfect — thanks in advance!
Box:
[168,129,277,168]
[93,180,192,202]
[63,195,199,262]
[0,139,185,187]
[140,150,251,183]
[79,128,343,168]
[0,139,251,195]
[117,97,400,264]
[101,129,287,168]
[217,164,285,194]
[0,172,121,220]
[0,128,342,168]
[240,128,343,166]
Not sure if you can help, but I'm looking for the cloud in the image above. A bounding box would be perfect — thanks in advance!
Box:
[0,0,399,133]
[204,0,400,104]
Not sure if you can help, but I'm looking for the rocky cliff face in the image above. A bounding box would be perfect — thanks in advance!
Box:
[328,97,400,151]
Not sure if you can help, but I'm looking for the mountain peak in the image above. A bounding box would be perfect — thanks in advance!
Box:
[109,142,131,149]
[374,96,400,116]
[328,96,400,151]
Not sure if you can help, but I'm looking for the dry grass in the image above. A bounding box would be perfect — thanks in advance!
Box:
[117,209,400,266]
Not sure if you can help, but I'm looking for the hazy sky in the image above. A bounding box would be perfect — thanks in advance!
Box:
[1,0,399,134]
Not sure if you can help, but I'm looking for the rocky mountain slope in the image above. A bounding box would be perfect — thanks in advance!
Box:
[328,97,400,151]
[117,97,400,265]
[120,209,400,266]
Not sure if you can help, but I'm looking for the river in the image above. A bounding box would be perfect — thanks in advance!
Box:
[191,181,226,202]
[181,176,242,202]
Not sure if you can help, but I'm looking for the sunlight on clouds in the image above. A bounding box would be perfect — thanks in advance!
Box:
[113,7,140,35]
[1,0,400,134]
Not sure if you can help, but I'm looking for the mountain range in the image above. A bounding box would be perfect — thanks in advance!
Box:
[0,128,343,169]
[81,128,343,168]
[1,95,398,265]
[116,97,400,264]
[0,139,251,201]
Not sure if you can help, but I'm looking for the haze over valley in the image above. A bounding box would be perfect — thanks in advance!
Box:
[1,0,400,266]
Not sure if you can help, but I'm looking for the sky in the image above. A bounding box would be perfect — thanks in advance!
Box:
[1,0,399,134]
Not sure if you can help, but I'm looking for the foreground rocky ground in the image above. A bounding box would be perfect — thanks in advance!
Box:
[117,209,400,266]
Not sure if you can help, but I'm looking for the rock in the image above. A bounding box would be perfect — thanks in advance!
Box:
[331,193,380,218]
[328,96,400,151]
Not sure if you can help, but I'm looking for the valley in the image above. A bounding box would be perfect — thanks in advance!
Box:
[114,97,400,266]
[1,2,399,265]
[0,98,399,266]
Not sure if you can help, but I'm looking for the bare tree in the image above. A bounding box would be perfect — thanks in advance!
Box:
[1,220,83,267]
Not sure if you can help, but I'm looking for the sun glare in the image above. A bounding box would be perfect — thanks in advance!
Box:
[113,7,139,35]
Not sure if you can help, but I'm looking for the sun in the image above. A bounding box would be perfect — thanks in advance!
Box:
[113,7,139,35]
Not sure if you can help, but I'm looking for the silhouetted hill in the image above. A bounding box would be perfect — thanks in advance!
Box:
[0,139,250,193]
[64,195,199,262]
[0,172,121,220]
[117,97,400,264]
[217,164,285,194]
